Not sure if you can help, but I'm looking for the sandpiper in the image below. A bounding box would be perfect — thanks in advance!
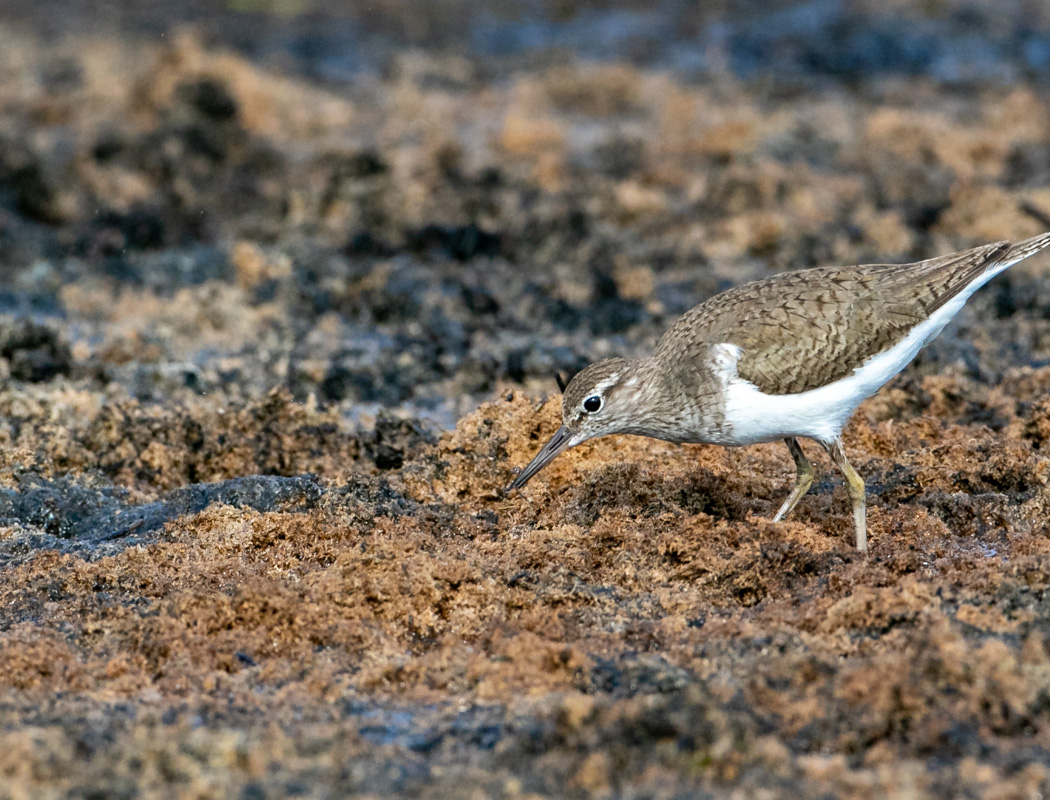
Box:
[507,232,1050,552]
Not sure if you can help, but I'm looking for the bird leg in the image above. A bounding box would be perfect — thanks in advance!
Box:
[822,438,867,553]
[773,437,814,523]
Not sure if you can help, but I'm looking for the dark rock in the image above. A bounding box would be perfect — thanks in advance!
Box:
[91,131,127,162]
[12,163,70,225]
[361,413,437,471]
[0,473,328,564]
[341,150,388,180]
[179,77,239,121]
[0,320,73,382]
[584,654,693,697]
[408,223,501,261]
[86,208,166,255]
[461,285,500,315]
[589,257,645,335]
[345,231,394,258]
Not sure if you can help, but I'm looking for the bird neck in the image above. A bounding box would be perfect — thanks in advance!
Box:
[611,357,682,440]
[619,352,728,444]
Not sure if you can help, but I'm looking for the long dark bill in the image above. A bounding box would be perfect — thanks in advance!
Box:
[505,425,573,492]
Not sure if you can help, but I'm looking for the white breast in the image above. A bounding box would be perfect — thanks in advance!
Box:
[717,260,1012,445]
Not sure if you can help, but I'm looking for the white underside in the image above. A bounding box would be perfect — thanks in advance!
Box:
[719,256,1019,445]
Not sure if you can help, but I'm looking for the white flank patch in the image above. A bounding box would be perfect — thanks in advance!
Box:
[719,253,1024,445]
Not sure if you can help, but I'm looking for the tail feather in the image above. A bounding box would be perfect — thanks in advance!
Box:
[966,230,1050,292]
[914,231,1050,316]
[1002,230,1050,267]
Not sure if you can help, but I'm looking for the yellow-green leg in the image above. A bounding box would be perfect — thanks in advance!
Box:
[823,438,867,553]
[773,437,814,523]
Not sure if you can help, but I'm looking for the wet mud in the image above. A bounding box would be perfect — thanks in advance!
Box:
[3,1,1050,797]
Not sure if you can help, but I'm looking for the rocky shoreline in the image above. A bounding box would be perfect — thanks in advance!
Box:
[2,2,1050,797]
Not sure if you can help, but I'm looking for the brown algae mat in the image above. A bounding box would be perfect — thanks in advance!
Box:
[2,376,1050,797]
[3,2,1050,797]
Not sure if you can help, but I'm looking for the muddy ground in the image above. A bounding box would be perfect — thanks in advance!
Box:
[3,1,1050,797]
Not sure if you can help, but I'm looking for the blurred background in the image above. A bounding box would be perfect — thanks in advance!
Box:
[6,6,1050,797]
[2,0,1050,432]
[8,0,1050,83]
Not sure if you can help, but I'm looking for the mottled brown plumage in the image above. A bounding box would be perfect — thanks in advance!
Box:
[508,233,1050,552]
[656,241,1017,395]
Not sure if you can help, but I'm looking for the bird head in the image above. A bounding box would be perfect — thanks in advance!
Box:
[506,357,661,490]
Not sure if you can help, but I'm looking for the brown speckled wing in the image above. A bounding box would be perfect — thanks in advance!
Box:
[654,241,1025,396]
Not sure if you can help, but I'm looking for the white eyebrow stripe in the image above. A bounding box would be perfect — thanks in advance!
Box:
[590,372,621,398]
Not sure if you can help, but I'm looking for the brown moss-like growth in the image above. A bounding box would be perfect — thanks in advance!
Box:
[4,3,1050,796]
[4,371,1050,796]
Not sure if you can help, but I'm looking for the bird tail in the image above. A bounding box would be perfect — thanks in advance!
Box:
[1001,230,1050,268]
[968,229,1050,293]
[916,230,1050,315]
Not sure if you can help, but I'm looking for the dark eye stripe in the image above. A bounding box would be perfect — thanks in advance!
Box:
[583,396,601,413]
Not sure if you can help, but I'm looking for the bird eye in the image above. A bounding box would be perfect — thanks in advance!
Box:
[583,396,602,413]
